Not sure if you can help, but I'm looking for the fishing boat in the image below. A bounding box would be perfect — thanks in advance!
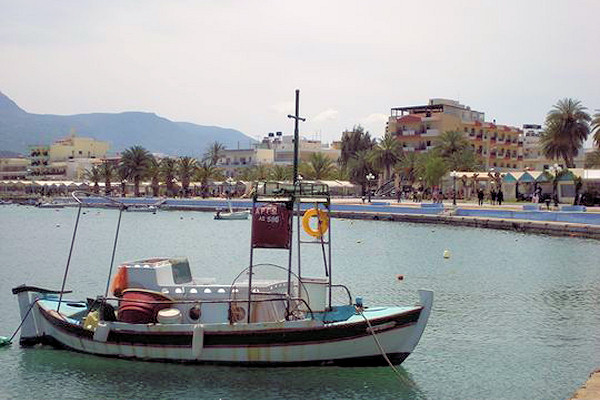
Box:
[11,91,432,366]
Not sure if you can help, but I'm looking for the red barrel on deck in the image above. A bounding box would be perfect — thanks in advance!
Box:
[117,289,173,324]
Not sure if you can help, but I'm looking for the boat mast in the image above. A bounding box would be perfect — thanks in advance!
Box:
[288,89,305,185]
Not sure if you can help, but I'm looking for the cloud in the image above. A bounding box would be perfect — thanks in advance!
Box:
[269,101,295,115]
[313,108,339,122]
[360,113,388,125]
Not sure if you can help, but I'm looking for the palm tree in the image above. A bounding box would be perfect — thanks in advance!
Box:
[305,153,335,180]
[434,131,469,158]
[178,156,198,197]
[418,153,447,189]
[339,125,375,167]
[347,149,374,195]
[540,98,591,168]
[251,164,270,181]
[146,157,162,197]
[98,162,114,196]
[196,161,220,197]
[269,164,292,181]
[204,141,225,166]
[114,164,128,197]
[120,146,153,196]
[160,157,178,197]
[395,152,421,187]
[84,166,102,194]
[369,133,401,182]
[585,150,600,168]
[592,111,600,147]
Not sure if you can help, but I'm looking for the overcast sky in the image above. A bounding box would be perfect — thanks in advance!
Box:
[1,0,599,145]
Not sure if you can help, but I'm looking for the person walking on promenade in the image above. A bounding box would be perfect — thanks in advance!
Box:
[490,188,497,205]
[477,188,484,206]
[497,189,504,206]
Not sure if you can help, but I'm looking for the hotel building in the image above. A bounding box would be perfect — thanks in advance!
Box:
[386,98,523,171]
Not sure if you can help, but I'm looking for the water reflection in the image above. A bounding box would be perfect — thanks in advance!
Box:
[18,348,425,400]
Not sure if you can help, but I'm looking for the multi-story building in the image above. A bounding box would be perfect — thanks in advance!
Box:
[521,124,588,170]
[0,156,30,180]
[217,132,340,178]
[387,98,523,171]
[29,134,109,179]
[217,147,275,178]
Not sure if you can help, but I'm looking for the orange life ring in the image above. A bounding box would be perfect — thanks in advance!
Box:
[302,208,329,238]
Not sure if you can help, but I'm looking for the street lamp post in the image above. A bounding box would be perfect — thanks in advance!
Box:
[451,170,457,205]
[550,163,563,206]
[366,173,375,203]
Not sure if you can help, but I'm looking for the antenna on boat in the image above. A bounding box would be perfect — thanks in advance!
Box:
[287,89,305,186]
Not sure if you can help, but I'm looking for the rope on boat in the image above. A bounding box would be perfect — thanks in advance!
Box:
[357,307,414,387]
[0,299,39,346]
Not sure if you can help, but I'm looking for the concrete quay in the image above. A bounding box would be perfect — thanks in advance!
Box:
[569,370,600,399]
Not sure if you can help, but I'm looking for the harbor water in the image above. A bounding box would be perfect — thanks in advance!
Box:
[0,205,599,400]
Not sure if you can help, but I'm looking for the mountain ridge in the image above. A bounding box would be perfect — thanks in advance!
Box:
[0,91,254,157]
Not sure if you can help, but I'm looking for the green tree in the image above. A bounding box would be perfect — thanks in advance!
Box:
[178,156,198,197]
[160,157,178,197]
[269,164,292,181]
[434,130,480,171]
[418,153,447,189]
[146,157,162,197]
[395,152,421,187]
[120,146,153,197]
[369,133,402,181]
[347,149,374,195]
[116,164,129,197]
[204,141,225,166]
[196,161,220,196]
[98,162,114,196]
[304,152,335,180]
[339,125,375,167]
[592,110,600,147]
[84,165,102,194]
[585,150,600,168]
[540,98,591,168]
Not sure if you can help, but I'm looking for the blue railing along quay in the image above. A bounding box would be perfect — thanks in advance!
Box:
[47,197,600,239]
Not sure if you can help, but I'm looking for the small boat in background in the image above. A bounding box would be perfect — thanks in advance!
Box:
[214,199,250,220]
[125,205,157,213]
[214,209,250,220]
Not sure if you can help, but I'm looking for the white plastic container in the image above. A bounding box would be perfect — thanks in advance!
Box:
[157,308,182,324]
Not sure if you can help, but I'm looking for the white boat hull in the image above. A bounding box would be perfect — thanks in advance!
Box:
[20,291,432,366]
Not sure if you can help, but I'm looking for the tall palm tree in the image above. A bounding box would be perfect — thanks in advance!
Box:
[347,149,374,195]
[434,131,469,158]
[339,125,375,167]
[592,110,600,147]
[196,161,220,196]
[369,133,401,181]
[120,146,153,197]
[251,164,270,181]
[178,156,198,197]
[160,157,178,197]
[98,162,114,196]
[84,165,102,194]
[116,164,129,197]
[305,152,335,180]
[269,164,292,181]
[204,141,225,166]
[540,98,591,168]
[146,157,162,197]
[395,152,421,187]
[585,150,600,168]
[418,153,447,189]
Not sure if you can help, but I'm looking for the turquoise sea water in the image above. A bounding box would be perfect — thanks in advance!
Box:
[0,205,599,400]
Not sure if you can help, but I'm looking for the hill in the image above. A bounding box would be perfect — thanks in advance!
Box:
[0,91,254,157]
